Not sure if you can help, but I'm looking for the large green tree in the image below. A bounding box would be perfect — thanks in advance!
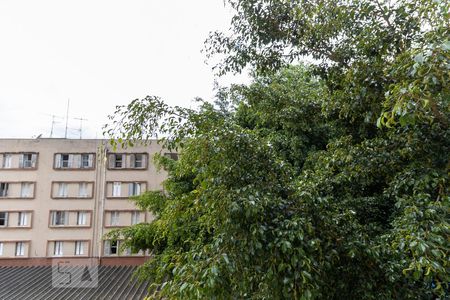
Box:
[104,0,449,298]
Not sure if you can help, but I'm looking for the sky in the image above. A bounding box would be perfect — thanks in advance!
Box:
[0,0,249,139]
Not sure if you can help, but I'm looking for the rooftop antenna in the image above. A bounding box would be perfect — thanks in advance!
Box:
[74,117,88,139]
[49,115,64,138]
[64,99,70,139]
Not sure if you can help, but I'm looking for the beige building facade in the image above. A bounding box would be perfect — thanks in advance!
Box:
[0,138,168,265]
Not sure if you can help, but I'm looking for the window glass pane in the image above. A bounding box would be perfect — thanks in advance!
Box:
[110,212,119,226]
[18,212,27,226]
[131,212,140,225]
[0,212,7,226]
[112,182,121,197]
[16,242,24,256]
[21,183,32,198]
[79,183,88,197]
[75,241,84,255]
[52,211,66,225]
[22,154,33,168]
[58,183,68,197]
[3,154,12,168]
[81,154,90,168]
[61,154,69,168]
[54,241,63,256]
[0,183,9,197]
[114,154,123,168]
[110,241,118,254]
[77,212,87,225]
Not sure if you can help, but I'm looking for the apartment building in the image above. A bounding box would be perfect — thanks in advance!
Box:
[0,138,170,266]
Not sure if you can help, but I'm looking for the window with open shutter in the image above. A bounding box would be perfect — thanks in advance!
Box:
[54,241,63,256]
[15,242,25,256]
[18,212,27,226]
[112,182,121,197]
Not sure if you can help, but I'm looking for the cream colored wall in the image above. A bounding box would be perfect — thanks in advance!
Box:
[0,138,167,260]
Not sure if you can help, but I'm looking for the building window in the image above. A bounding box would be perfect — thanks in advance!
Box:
[54,241,63,256]
[128,183,142,196]
[81,154,93,168]
[75,241,84,255]
[51,211,67,226]
[131,211,140,225]
[55,153,94,169]
[61,154,70,168]
[112,182,121,197]
[78,183,88,198]
[15,242,25,256]
[108,154,125,169]
[21,153,36,168]
[20,183,33,198]
[0,242,3,256]
[110,211,120,226]
[77,212,87,226]
[0,183,9,197]
[0,212,8,226]
[2,154,12,168]
[104,240,118,255]
[18,212,28,226]
[55,154,71,168]
[58,183,68,198]
[164,152,179,161]
[132,154,144,168]
[115,154,123,168]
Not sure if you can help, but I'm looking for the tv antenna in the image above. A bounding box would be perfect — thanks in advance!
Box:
[73,117,88,139]
[64,99,70,139]
[49,115,65,138]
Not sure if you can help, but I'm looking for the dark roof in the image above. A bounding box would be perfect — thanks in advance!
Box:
[0,266,150,300]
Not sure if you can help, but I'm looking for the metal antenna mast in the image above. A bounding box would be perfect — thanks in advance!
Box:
[50,115,56,137]
[74,117,88,139]
[43,114,64,138]
[64,99,70,139]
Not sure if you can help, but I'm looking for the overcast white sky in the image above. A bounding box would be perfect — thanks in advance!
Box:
[0,0,248,139]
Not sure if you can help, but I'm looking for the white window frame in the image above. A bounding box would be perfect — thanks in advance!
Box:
[0,183,9,197]
[133,154,144,168]
[0,212,8,227]
[61,154,70,168]
[104,240,118,256]
[78,182,88,198]
[75,241,84,255]
[110,211,120,226]
[81,154,93,168]
[22,153,35,168]
[0,242,3,256]
[131,211,140,225]
[77,211,87,226]
[128,182,141,196]
[2,154,12,168]
[112,182,121,197]
[20,182,33,198]
[52,211,67,226]
[54,241,63,256]
[58,183,68,198]
[15,242,25,256]
[18,212,28,226]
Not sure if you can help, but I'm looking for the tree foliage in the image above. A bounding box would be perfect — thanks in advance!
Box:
[104,0,449,298]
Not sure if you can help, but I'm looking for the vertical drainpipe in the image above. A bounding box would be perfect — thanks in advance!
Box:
[98,141,107,265]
